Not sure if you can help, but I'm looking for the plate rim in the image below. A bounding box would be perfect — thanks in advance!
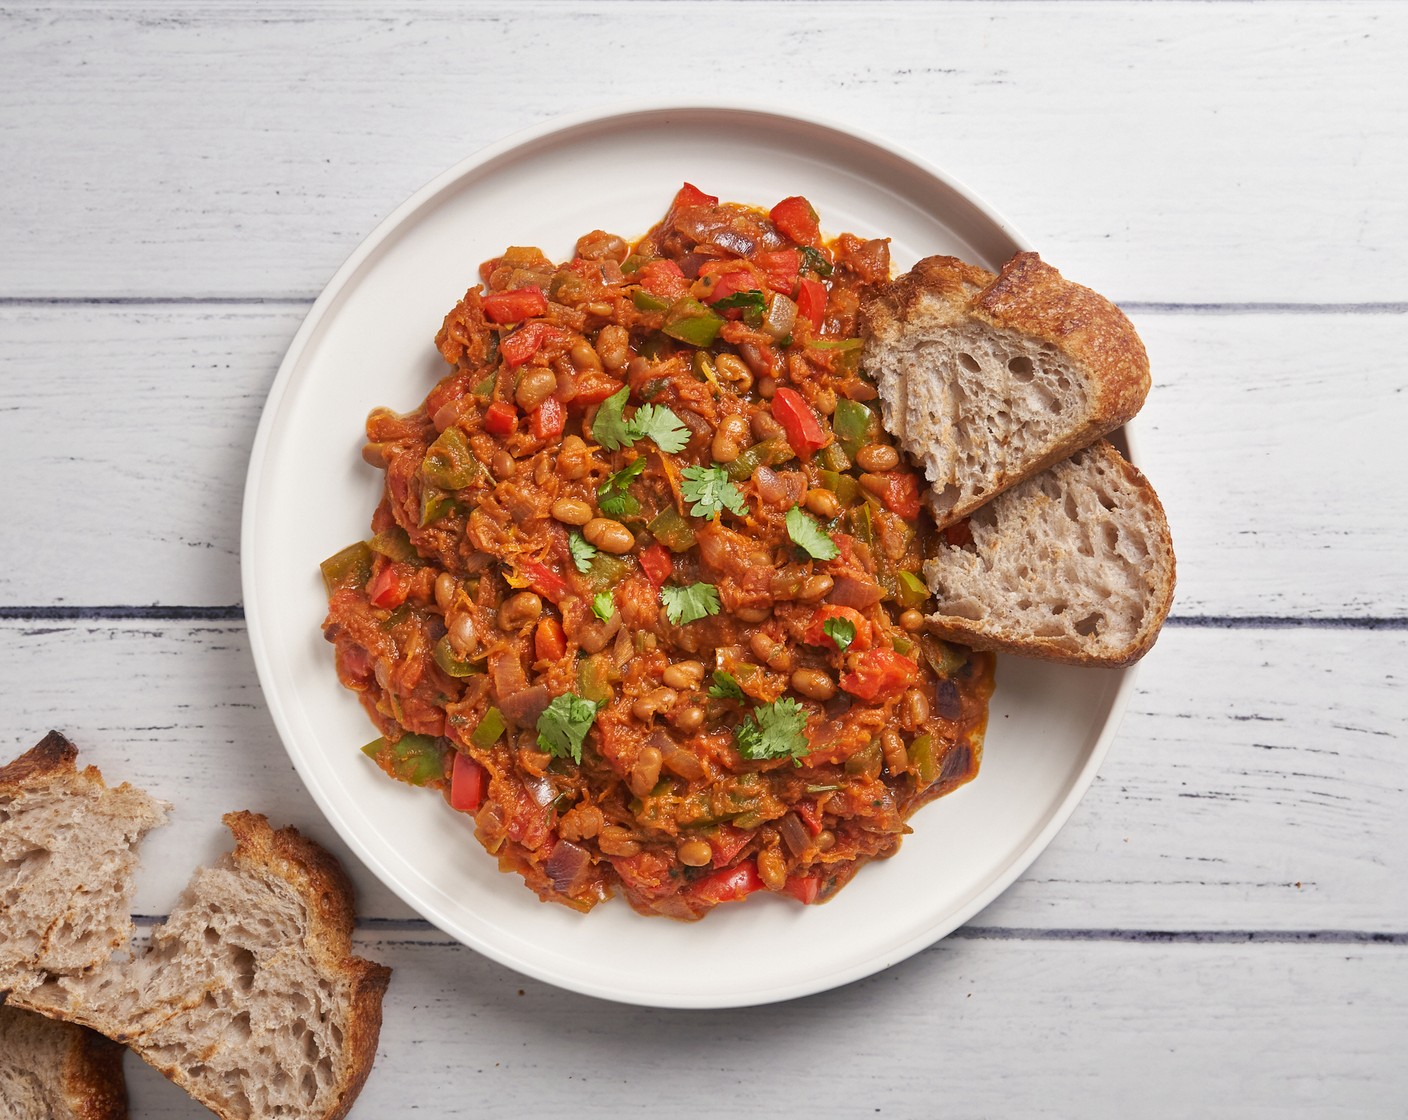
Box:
[240,101,1139,1008]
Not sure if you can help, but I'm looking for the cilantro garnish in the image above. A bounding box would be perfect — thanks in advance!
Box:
[661,581,721,626]
[592,387,690,454]
[536,692,602,764]
[597,457,646,519]
[708,670,745,701]
[800,246,833,278]
[592,591,615,621]
[786,505,839,561]
[712,290,767,314]
[568,531,598,574]
[681,464,748,520]
[822,616,856,654]
[735,697,810,762]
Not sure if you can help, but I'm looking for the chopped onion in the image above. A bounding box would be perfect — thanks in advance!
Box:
[763,293,798,340]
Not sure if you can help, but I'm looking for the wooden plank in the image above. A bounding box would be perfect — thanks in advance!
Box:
[2,621,1403,932]
[0,2,1404,302]
[112,936,1408,1117]
[3,304,1404,615]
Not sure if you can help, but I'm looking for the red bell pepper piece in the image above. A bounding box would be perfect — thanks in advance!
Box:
[672,182,719,210]
[570,373,626,406]
[449,753,487,813]
[702,268,759,313]
[783,874,821,905]
[531,396,565,440]
[691,859,764,905]
[483,401,518,437]
[638,544,673,587]
[481,286,548,324]
[796,800,825,837]
[870,471,922,520]
[366,564,408,610]
[534,617,567,662]
[638,259,689,301]
[840,648,920,702]
[709,824,752,868]
[770,195,821,247]
[771,387,829,459]
[500,321,548,369]
[522,561,570,604]
[753,249,801,294]
[804,604,873,653]
[797,277,827,331]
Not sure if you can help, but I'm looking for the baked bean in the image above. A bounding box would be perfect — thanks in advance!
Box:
[791,668,836,700]
[570,340,602,372]
[584,301,614,318]
[594,324,630,371]
[803,487,840,519]
[631,687,677,722]
[557,435,590,480]
[750,631,791,671]
[434,572,458,612]
[882,728,908,776]
[626,356,650,379]
[812,386,837,416]
[598,826,641,858]
[757,377,777,399]
[711,414,750,464]
[558,803,604,841]
[668,704,706,733]
[736,605,772,623]
[628,746,663,797]
[900,608,926,632]
[855,443,900,472]
[584,517,634,554]
[797,574,834,603]
[662,660,705,691]
[750,411,785,442]
[361,442,391,468]
[677,838,713,867]
[498,592,543,631]
[757,847,787,892]
[490,450,516,479]
[550,498,592,526]
[815,829,836,852]
[515,368,558,411]
[575,230,629,262]
[715,353,752,385]
[447,612,477,658]
[901,688,930,732]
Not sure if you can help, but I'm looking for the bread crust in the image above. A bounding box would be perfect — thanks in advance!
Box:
[924,442,1176,667]
[0,730,79,790]
[63,1028,129,1120]
[0,1002,128,1120]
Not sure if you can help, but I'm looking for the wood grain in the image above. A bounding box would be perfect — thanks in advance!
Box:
[0,2,1404,302]
[2,620,1403,933]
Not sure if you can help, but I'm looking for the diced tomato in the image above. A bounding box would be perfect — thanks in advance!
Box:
[797,277,827,331]
[796,800,824,837]
[500,321,548,368]
[784,874,821,905]
[570,373,626,406]
[534,617,567,662]
[638,544,673,587]
[709,824,752,868]
[771,387,830,459]
[531,396,565,439]
[944,518,974,548]
[753,249,801,294]
[483,401,518,437]
[424,373,469,421]
[522,561,570,604]
[691,859,764,905]
[481,286,548,324]
[840,648,920,702]
[449,753,487,813]
[638,259,689,301]
[869,471,922,520]
[803,604,873,653]
[770,195,821,247]
[366,564,408,610]
[702,268,759,315]
[672,182,719,211]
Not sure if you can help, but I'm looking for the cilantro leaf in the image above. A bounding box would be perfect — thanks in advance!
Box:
[800,246,833,278]
[712,289,767,313]
[597,457,645,519]
[592,386,633,451]
[629,402,691,454]
[735,697,810,762]
[568,531,598,574]
[536,692,602,764]
[661,581,721,626]
[681,464,748,520]
[708,670,745,701]
[822,616,856,654]
[786,505,839,561]
[592,591,615,621]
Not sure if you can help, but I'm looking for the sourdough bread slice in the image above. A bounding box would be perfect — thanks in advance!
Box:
[11,812,392,1120]
[922,441,1175,667]
[0,732,168,998]
[862,252,1150,528]
[0,1001,128,1120]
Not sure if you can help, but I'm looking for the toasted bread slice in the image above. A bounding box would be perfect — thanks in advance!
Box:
[11,812,392,1120]
[923,441,1175,667]
[0,1001,128,1120]
[862,252,1150,528]
[0,732,168,998]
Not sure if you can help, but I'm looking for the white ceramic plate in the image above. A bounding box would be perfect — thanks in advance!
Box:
[242,105,1135,1009]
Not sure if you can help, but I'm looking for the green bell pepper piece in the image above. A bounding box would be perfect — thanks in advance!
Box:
[724,437,796,481]
[896,570,930,610]
[470,707,506,749]
[362,734,446,787]
[632,289,670,312]
[907,733,937,785]
[661,298,724,347]
[432,635,480,678]
[421,426,480,490]
[647,507,697,553]
[320,541,373,596]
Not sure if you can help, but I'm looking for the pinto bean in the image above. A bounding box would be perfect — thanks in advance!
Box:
[628,746,663,797]
[662,661,705,690]
[498,592,543,630]
[791,668,835,700]
[550,498,592,525]
[594,324,630,371]
[584,517,634,554]
[711,415,750,463]
[855,443,900,472]
[515,368,558,411]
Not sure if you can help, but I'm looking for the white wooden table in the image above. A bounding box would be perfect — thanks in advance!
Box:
[3,3,1405,1115]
